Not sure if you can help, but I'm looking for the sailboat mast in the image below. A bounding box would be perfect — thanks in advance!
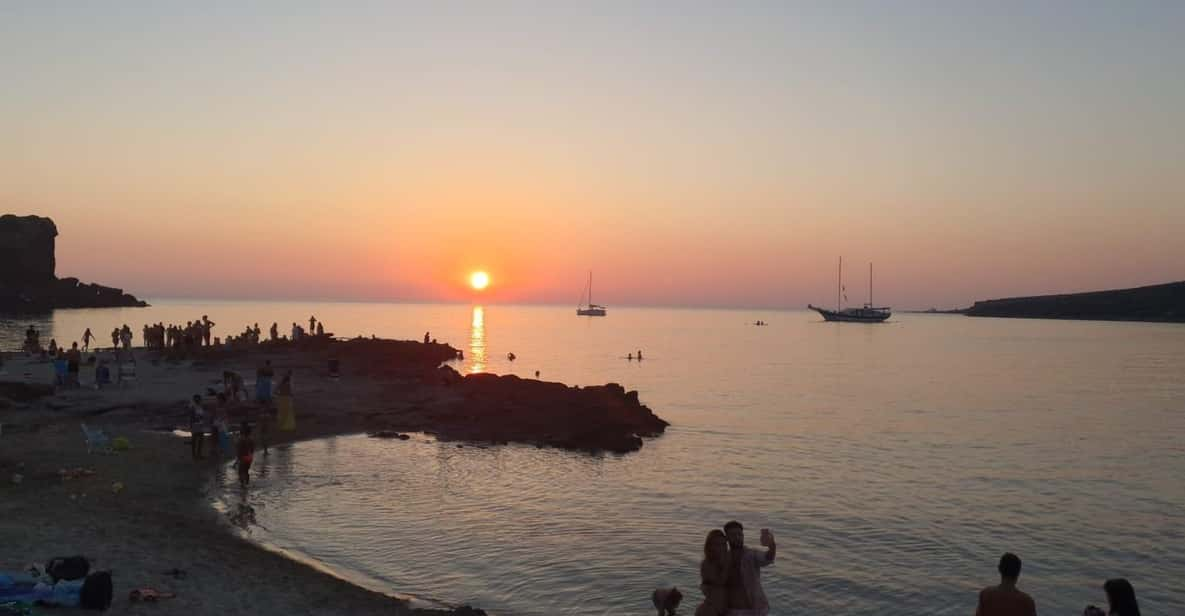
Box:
[869,262,872,307]
[588,271,593,306]
[837,256,842,311]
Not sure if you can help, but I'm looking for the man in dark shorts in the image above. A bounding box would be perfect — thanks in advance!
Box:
[975,553,1037,616]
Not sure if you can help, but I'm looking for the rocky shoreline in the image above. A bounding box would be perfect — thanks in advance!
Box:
[0,337,666,615]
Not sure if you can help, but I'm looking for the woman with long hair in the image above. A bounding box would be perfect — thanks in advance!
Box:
[1103,578,1140,616]
[695,529,730,616]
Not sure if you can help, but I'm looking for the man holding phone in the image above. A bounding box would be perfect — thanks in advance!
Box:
[723,520,776,616]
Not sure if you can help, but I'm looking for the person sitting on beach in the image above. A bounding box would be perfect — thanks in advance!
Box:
[424,331,430,344]
[974,553,1036,616]
[695,529,731,616]
[723,521,775,616]
[236,422,256,488]
[188,395,206,460]
[1087,579,1140,616]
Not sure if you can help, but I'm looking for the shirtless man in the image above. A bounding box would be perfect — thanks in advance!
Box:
[974,553,1037,616]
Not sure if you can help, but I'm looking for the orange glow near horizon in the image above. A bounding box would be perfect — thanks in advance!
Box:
[6,4,1185,310]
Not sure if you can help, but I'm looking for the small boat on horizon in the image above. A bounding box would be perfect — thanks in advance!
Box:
[576,271,607,317]
[809,257,891,323]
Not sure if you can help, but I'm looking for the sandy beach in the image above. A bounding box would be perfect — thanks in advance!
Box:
[1,338,572,615]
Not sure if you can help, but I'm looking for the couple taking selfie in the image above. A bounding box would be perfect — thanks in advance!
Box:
[697,521,776,616]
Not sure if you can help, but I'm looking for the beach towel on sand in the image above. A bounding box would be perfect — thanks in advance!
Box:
[276,395,295,431]
[0,571,111,610]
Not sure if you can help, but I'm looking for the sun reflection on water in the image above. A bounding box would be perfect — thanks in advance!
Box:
[468,305,485,374]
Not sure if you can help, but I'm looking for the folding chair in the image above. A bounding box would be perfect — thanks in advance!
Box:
[81,422,112,454]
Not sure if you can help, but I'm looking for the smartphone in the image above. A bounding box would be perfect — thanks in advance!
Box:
[760,528,772,546]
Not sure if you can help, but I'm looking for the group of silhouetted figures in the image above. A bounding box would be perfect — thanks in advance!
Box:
[653,546,1144,616]
[973,553,1141,616]
[141,316,216,350]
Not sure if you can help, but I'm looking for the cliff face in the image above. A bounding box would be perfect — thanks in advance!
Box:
[0,214,148,312]
[966,281,1185,323]
[0,215,57,285]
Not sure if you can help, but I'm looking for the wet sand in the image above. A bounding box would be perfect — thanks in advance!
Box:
[0,341,488,615]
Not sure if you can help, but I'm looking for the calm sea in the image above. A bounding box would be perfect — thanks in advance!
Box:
[4,301,1184,615]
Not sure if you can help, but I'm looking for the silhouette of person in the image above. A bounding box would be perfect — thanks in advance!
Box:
[975,553,1036,616]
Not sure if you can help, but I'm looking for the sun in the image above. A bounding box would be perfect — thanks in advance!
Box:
[469,271,490,290]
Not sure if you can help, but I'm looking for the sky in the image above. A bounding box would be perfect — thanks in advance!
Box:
[2,1,1183,309]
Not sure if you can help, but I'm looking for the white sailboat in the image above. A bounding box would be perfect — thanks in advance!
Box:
[576,271,607,316]
[809,258,891,322]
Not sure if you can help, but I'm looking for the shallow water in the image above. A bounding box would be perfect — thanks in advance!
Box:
[6,302,1185,614]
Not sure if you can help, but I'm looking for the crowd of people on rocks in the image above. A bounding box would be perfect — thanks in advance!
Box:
[11,314,331,390]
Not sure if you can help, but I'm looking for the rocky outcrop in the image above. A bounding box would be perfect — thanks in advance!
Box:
[413,370,668,453]
[966,280,1185,323]
[0,215,57,285]
[0,214,148,312]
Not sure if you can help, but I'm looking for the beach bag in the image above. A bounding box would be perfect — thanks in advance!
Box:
[79,571,112,610]
[46,557,89,582]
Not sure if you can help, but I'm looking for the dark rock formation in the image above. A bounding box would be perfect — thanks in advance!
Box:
[0,214,148,312]
[414,370,668,453]
[0,215,57,285]
[966,280,1185,323]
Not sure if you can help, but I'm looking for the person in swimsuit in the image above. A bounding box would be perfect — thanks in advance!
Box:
[696,529,731,616]
[236,422,255,488]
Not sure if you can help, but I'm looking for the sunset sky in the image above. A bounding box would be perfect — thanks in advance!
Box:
[2,2,1182,309]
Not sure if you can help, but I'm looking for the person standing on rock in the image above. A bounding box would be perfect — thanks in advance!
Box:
[82,328,95,352]
[202,315,216,346]
[309,316,317,335]
[269,322,279,342]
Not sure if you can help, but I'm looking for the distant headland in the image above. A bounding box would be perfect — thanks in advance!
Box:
[965,280,1185,323]
[0,214,148,312]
